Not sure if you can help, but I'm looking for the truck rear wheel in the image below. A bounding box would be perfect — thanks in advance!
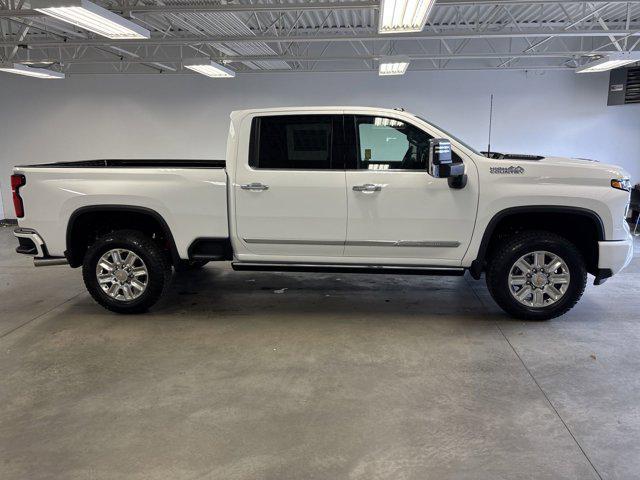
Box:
[486,230,587,320]
[82,230,171,314]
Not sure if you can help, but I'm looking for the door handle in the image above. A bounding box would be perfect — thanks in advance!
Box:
[240,182,269,191]
[353,183,382,192]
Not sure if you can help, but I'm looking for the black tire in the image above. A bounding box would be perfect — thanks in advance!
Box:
[174,259,209,272]
[486,230,587,321]
[82,230,172,314]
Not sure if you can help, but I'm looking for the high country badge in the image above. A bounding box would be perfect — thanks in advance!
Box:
[490,165,525,174]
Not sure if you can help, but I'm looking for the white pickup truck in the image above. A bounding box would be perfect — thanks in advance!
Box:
[11,107,634,320]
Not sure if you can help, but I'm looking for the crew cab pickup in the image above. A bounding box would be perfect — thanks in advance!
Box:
[11,107,634,320]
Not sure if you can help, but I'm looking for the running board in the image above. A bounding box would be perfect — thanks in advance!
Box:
[231,263,465,276]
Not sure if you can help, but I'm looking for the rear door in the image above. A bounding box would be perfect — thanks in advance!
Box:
[344,113,478,264]
[234,113,347,258]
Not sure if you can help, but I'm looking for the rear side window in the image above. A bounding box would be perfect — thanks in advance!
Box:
[250,115,340,170]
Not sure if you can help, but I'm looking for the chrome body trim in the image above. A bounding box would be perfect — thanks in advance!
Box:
[348,240,461,248]
[243,238,344,246]
[243,238,461,248]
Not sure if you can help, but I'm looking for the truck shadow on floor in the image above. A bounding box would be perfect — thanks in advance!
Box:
[116,266,610,323]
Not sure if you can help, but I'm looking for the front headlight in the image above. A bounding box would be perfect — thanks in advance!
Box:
[611,178,631,192]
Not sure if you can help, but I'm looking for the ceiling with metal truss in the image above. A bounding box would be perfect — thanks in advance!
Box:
[1,0,639,75]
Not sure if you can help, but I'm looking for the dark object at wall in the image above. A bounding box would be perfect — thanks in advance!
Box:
[629,184,640,235]
[608,66,640,106]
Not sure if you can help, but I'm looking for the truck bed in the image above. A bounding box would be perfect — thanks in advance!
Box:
[14,159,229,260]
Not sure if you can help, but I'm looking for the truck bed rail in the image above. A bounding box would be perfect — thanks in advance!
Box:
[17,159,225,168]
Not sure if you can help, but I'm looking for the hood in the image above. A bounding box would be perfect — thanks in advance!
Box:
[537,156,630,179]
[482,152,631,184]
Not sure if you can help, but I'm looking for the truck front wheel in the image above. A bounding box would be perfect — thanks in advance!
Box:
[486,231,587,320]
[82,230,172,314]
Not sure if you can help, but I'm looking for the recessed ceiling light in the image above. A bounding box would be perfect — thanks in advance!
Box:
[576,52,640,73]
[0,62,65,79]
[379,0,436,34]
[184,59,235,78]
[378,56,410,76]
[32,0,150,40]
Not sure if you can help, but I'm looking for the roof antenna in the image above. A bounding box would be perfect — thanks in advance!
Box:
[487,94,494,158]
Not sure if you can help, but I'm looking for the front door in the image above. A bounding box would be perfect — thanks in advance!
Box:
[234,113,347,258]
[344,114,478,265]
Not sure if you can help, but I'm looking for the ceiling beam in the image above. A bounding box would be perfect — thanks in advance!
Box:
[62,65,578,74]
[19,50,611,65]
[3,29,639,48]
[3,0,640,17]
[0,1,378,17]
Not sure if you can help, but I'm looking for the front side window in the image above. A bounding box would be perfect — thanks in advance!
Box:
[415,115,481,155]
[250,115,339,170]
[355,116,433,170]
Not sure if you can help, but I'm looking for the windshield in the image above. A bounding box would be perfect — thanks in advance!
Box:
[414,115,481,156]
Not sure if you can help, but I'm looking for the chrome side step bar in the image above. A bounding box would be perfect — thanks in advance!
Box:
[232,263,465,276]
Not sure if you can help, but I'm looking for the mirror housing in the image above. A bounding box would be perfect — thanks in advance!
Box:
[428,138,466,188]
[428,138,461,177]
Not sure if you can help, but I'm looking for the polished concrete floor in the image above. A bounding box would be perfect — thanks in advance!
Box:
[1,225,639,480]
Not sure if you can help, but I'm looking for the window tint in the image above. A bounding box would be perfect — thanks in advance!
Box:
[251,115,339,169]
[355,116,433,170]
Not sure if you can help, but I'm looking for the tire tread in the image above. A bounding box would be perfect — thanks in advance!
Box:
[486,230,587,320]
[82,230,171,314]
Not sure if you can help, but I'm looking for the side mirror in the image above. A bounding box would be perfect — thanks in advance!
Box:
[428,138,466,189]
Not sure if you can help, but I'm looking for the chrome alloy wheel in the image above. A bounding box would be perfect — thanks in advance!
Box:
[96,248,148,301]
[508,250,570,308]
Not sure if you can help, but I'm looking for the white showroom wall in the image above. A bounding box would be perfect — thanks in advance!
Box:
[1,68,639,218]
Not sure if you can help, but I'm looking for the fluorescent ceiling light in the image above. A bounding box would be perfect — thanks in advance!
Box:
[0,62,65,79]
[32,0,150,39]
[379,0,436,34]
[379,56,410,76]
[576,52,640,73]
[184,59,235,78]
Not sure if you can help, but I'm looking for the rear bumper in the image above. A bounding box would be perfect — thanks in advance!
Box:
[14,228,46,257]
[596,236,634,283]
[13,228,68,266]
